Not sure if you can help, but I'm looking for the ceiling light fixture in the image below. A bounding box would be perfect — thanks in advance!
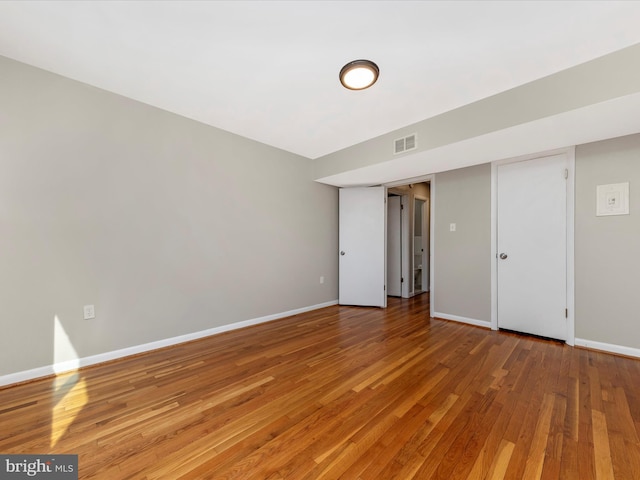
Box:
[339,59,379,90]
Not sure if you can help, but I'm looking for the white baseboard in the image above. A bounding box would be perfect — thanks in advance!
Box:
[0,300,338,388]
[432,312,491,329]
[574,338,640,359]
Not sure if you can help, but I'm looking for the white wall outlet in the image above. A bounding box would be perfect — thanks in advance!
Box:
[320,276,325,284]
[83,304,95,320]
[450,223,456,232]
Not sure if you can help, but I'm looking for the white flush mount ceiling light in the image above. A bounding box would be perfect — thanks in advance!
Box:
[339,59,379,90]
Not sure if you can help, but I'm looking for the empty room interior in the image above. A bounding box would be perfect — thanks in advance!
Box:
[2,1,640,479]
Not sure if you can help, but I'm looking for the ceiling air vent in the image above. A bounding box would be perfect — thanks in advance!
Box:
[394,133,417,154]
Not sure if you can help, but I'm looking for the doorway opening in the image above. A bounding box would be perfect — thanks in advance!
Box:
[386,181,431,299]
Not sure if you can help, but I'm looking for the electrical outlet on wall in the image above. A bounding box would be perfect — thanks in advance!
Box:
[450,223,456,232]
[83,304,95,320]
[320,276,325,284]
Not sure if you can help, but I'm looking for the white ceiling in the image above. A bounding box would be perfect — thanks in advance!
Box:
[1,1,640,160]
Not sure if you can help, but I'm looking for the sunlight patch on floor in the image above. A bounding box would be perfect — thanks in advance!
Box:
[50,376,88,447]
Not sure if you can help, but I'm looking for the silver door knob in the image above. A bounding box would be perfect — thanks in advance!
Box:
[340,251,346,256]
[499,253,508,259]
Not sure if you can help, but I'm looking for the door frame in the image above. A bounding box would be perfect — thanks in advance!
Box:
[413,194,429,293]
[400,194,411,298]
[490,147,575,345]
[386,194,403,297]
[385,174,434,317]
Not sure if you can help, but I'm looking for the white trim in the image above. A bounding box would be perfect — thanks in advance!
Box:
[490,162,498,330]
[429,176,435,318]
[0,300,338,388]
[566,147,576,346]
[413,193,429,295]
[433,312,491,329]
[401,193,411,298]
[575,338,640,359]
[490,147,575,345]
[385,173,433,188]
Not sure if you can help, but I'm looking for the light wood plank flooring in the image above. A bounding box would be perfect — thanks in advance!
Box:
[2,294,640,479]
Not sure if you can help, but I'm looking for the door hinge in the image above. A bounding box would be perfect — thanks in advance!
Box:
[401,277,404,283]
[564,168,568,179]
[565,308,568,318]
[384,285,386,291]
[401,203,404,210]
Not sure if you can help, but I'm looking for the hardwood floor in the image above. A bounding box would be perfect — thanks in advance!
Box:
[2,294,640,479]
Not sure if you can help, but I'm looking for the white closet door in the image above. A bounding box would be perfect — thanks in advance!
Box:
[497,154,567,340]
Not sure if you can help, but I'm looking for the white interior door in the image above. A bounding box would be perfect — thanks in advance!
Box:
[339,187,386,307]
[387,196,402,296]
[497,154,567,340]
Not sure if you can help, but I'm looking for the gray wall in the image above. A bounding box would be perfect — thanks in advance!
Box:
[575,134,640,348]
[0,55,338,376]
[433,164,492,322]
